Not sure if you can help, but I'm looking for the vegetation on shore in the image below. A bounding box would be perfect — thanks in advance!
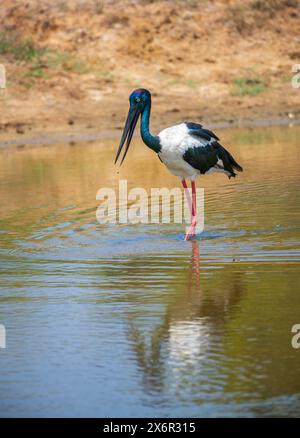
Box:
[0,0,299,133]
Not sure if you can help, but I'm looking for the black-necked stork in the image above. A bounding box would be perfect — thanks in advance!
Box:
[115,88,243,241]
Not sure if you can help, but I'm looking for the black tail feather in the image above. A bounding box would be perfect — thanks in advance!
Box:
[227,150,243,173]
[213,142,243,177]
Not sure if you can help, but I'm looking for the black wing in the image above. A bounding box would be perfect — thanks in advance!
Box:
[183,122,243,178]
[185,122,220,141]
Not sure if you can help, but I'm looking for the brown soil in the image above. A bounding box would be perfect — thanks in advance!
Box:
[0,0,299,140]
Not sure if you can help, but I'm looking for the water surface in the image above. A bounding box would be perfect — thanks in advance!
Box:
[0,125,299,417]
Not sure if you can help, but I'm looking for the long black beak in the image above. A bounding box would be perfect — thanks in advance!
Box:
[115,106,141,165]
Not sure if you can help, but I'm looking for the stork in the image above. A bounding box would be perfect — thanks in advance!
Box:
[115,88,243,241]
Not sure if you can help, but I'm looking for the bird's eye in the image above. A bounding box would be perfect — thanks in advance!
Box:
[136,97,141,103]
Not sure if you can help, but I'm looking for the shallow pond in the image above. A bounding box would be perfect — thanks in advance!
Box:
[0,125,299,417]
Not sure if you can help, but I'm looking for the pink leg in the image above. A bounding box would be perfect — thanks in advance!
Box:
[184,180,197,241]
[181,179,192,218]
[191,181,197,236]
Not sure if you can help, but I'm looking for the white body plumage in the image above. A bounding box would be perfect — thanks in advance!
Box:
[158,123,227,180]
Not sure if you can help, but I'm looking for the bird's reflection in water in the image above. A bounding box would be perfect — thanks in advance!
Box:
[188,240,200,289]
[169,242,206,363]
[126,241,245,394]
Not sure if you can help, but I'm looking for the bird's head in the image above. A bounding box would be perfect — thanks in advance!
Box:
[115,88,151,165]
[129,88,151,110]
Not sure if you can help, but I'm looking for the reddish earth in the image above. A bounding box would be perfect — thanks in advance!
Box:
[0,0,299,141]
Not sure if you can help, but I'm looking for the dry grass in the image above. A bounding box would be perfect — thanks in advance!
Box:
[229,0,299,33]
